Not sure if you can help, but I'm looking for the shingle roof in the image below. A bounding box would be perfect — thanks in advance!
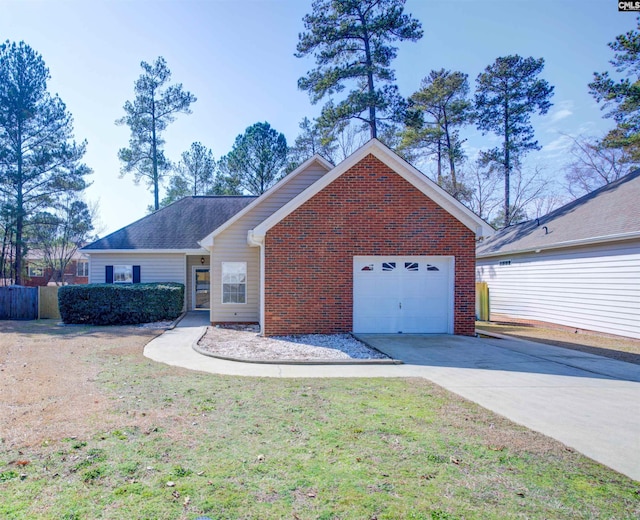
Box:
[477,169,640,257]
[83,196,257,250]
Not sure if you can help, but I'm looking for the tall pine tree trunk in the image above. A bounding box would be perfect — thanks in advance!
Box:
[151,103,159,211]
[503,101,511,227]
[14,189,24,285]
[443,112,458,195]
[361,15,377,139]
[436,137,443,186]
[14,127,24,285]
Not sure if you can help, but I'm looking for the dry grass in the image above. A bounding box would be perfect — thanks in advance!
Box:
[477,317,640,365]
[1,320,639,519]
[0,320,161,448]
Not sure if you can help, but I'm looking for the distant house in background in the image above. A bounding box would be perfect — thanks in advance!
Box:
[23,250,90,287]
[477,169,640,339]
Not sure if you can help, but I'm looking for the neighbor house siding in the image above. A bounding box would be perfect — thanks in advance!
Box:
[89,253,186,285]
[476,240,640,339]
[263,154,476,336]
[210,163,330,324]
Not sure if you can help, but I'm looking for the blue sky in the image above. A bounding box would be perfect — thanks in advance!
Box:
[2,0,634,235]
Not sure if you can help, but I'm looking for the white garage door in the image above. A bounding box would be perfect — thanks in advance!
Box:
[353,256,453,334]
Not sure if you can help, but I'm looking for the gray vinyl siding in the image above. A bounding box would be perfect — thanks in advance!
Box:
[211,163,329,323]
[210,247,260,322]
[476,240,640,339]
[89,253,187,309]
[89,253,186,284]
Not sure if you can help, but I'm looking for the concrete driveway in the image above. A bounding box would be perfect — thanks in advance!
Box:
[357,333,640,482]
[145,317,640,481]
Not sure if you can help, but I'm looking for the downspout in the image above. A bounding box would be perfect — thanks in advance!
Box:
[247,230,265,335]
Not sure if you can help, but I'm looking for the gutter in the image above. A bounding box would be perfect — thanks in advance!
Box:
[80,248,209,254]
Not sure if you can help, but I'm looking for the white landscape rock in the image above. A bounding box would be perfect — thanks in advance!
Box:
[197,326,388,361]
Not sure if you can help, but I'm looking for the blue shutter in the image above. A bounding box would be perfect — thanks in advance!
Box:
[133,265,141,284]
[105,265,114,284]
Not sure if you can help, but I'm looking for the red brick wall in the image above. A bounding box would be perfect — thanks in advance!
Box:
[263,154,476,336]
[23,260,89,287]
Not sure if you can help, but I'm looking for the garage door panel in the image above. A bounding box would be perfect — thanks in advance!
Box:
[353,256,453,334]
[357,296,400,317]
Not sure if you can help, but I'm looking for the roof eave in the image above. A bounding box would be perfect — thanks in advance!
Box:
[477,231,640,259]
[81,248,209,255]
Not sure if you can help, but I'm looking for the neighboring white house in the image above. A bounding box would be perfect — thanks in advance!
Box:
[476,170,640,339]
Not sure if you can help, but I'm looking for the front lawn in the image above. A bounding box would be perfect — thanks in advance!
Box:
[0,321,638,519]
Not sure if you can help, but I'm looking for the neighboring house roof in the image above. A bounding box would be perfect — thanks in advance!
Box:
[477,169,640,258]
[249,139,494,244]
[83,196,256,251]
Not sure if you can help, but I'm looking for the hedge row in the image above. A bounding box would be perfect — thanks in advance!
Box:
[58,283,185,325]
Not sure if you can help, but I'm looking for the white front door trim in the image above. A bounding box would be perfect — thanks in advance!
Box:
[192,265,211,310]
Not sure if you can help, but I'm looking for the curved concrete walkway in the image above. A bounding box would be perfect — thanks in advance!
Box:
[144,313,640,482]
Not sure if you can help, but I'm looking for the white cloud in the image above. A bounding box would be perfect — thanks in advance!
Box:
[549,108,572,123]
[542,134,572,154]
[547,100,574,124]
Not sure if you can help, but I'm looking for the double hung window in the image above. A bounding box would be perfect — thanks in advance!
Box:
[222,262,246,304]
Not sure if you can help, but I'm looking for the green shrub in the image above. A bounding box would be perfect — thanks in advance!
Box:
[58,283,184,325]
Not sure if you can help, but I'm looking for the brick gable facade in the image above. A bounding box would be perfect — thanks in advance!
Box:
[263,154,476,336]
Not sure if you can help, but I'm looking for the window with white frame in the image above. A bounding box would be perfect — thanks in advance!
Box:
[222,262,246,304]
[77,261,89,277]
[114,265,133,283]
[28,263,45,277]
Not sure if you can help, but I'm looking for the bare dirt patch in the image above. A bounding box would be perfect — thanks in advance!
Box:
[0,320,162,448]
[477,318,640,366]
[197,325,388,360]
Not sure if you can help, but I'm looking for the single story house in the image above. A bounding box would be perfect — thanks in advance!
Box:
[83,139,493,336]
[476,169,640,339]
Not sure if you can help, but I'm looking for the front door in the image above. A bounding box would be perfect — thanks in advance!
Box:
[193,267,210,310]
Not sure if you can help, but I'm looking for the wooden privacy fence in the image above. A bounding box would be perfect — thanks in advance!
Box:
[38,286,61,319]
[476,282,490,322]
[0,286,61,320]
[0,286,38,320]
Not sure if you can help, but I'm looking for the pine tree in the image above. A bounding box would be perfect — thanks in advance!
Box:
[475,55,553,227]
[160,142,216,207]
[0,40,90,284]
[296,0,422,139]
[117,57,196,211]
[401,69,472,198]
[223,122,288,195]
[589,18,640,160]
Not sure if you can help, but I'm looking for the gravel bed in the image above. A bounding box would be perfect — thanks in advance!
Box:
[138,320,174,329]
[197,325,389,361]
